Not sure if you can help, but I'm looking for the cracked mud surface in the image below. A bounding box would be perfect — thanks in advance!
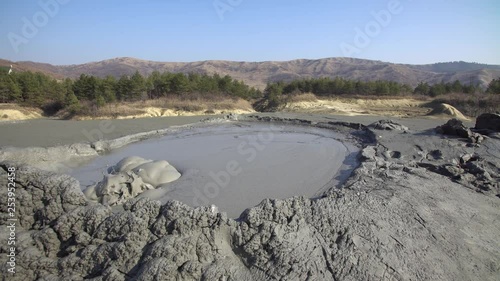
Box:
[0,114,499,280]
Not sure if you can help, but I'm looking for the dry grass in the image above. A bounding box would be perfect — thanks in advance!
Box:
[141,95,253,112]
[59,96,254,119]
[326,94,431,102]
[0,103,43,115]
[0,103,43,120]
[287,93,318,103]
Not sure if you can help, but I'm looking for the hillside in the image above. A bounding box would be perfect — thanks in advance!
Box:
[1,57,499,90]
[408,61,500,73]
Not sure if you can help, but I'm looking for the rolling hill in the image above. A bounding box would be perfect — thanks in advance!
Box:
[2,57,499,90]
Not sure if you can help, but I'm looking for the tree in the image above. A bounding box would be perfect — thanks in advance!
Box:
[129,71,146,100]
[170,73,189,94]
[73,74,98,100]
[486,78,500,94]
[147,71,162,99]
[197,74,218,94]
[95,94,106,108]
[260,82,284,111]
[0,75,22,103]
[64,91,81,114]
[374,81,390,95]
[16,71,46,106]
[218,75,233,94]
[450,80,463,93]
[414,82,430,96]
[429,83,446,97]
[98,76,117,102]
[116,75,132,101]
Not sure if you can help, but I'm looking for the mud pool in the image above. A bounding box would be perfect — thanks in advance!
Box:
[71,122,359,218]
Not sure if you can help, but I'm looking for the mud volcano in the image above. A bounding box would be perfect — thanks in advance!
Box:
[2,115,500,280]
[71,122,359,218]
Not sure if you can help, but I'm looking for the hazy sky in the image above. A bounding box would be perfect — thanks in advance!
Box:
[0,0,499,65]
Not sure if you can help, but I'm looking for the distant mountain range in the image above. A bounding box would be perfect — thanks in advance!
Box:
[1,57,499,90]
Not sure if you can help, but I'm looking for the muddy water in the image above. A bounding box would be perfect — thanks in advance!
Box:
[70,122,359,218]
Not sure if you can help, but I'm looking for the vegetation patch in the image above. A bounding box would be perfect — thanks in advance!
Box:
[1,68,498,118]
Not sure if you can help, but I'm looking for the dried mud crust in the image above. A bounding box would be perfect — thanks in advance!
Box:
[0,116,499,281]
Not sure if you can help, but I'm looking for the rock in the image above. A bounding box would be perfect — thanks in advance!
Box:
[369,120,409,131]
[460,154,473,164]
[435,119,469,138]
[360,146,377,161]
[435,118,483,143]
[475,113,500,132]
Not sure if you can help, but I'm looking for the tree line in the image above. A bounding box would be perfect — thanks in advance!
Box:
[263,77,497,98]
[0,69,262,114]
[257,77,499,111]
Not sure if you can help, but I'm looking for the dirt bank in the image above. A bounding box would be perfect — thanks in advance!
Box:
[59,98,255,120]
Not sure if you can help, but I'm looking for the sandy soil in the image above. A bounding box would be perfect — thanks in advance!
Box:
[76,107,255,120]
[285,98,470,120]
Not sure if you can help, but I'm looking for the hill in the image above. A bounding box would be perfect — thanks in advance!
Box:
[1,57,499,90]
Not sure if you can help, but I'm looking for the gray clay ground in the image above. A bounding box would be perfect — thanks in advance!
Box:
[0,113,499,281]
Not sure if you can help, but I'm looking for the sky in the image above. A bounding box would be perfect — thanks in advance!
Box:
[0,0,499,65]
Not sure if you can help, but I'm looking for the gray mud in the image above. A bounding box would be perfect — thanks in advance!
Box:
[0,116,208,148]
[0,113,499,281]
[70,122,360,218]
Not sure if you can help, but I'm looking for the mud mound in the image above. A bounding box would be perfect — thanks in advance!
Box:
[427,103,468,120]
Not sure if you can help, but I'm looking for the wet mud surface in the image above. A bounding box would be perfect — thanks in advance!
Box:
[70,122,359,218]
